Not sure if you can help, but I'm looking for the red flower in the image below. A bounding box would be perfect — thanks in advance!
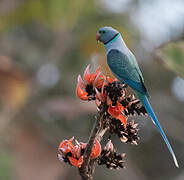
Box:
[76,64,128,126]
[83,65,104,88]
[68,156,83,168]
[108,101,127,126]
[76,84,89,100]
[76,65,105,101]
[90,139,102,159]
[106,76,119,83]
[58,137,101,167]
[94,84,107,102]
[58,137,75,155]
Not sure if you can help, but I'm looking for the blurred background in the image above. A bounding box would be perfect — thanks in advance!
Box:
[0,0,184,180]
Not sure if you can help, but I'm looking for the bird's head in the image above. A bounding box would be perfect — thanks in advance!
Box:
[96,27,119,44]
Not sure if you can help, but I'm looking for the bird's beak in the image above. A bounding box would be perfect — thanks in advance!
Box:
[96,33,101,43]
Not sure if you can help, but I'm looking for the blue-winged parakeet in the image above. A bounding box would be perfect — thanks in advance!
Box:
[96,26,178,167]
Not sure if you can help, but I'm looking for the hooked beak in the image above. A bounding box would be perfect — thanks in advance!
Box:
[96,33,101,42]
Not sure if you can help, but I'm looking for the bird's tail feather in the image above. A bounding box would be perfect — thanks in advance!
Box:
[138,93,179,168]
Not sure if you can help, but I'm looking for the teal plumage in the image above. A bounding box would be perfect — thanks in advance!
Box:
[107,49,149,96]
[97,26,179,167]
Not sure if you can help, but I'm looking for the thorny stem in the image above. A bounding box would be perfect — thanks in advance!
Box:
[78,103,107,180]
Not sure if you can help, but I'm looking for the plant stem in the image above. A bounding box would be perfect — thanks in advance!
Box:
[78,103,106,180]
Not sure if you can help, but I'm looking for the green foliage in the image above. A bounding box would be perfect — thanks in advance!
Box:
[0,152,12,180]
[156,41,184,78]
[0,0,93,31]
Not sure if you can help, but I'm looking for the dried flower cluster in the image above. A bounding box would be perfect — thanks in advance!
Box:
[58,65,147,173]
[104,118,139,145]
[98,140,125,169]
[121,97,147,116]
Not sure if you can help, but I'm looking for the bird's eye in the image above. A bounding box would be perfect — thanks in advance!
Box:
[99,30,106,34]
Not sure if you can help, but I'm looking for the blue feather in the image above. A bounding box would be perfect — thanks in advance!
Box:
[124,79,149,96]
[137,93,179,168]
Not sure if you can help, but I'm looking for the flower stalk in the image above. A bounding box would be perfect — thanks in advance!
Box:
[78,102,106,180]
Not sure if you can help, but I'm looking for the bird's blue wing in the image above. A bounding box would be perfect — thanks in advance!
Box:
[107,49,148,96]
[107,49,178,167]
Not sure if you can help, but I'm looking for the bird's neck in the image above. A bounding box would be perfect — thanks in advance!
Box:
[105,34,129,54]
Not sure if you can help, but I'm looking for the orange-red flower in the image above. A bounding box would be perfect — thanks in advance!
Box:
[76,83,89,100]
[83,65,104,88]
[94,85,106,102]
[76,65,105,101]
[108,101,127,126]
[90,139,102,159]
[106,77,119,84]
[58,137,101,167]
[76,64,128,126]
[68,156,83,168]
[58,136,75,155]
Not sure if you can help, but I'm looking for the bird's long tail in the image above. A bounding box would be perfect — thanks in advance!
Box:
[137,93,179,168]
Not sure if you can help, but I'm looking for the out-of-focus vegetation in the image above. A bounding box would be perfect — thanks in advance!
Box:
[0,0,184,180]
[0,152,12,180]
[156,40,184,78]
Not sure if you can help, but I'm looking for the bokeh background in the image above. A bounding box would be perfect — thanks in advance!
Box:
[0,0,184,180]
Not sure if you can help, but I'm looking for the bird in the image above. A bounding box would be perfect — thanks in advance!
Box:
[96,26,179,168]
